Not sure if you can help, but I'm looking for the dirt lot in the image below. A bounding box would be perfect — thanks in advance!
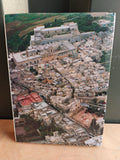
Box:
[71,107,101,128]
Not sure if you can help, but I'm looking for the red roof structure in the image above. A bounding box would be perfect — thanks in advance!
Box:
[17,92,43,106]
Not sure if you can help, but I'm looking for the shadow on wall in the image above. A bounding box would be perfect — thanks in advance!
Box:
[28,0,91,13]
[0,0,12,119]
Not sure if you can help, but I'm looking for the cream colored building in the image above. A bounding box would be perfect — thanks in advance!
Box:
[12,22,78,67]
[13,41,76,67]
[30,22,80,45]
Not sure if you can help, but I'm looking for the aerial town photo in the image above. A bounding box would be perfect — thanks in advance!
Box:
[5,13,115,146]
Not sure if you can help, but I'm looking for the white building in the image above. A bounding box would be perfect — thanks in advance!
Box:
[12,22,80,67]
[30,22,80,45]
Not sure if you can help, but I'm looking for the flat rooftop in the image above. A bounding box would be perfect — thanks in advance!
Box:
[17,92,43,106]
[63,41,76,50]
[42,26,69,32]
[34,22,77,32]
[13,52,41,63]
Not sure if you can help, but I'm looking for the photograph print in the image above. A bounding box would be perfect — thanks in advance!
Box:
[5,12,115,146]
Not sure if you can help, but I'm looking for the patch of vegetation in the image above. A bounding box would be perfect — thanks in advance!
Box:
[14,108,18,117]
[85,105,104,117]
[44,14,109,33]
[39,118,65,139]
[101,13,115,22]
[66,14,109,33]
[30,66,38,75]
[7,31,33,52]
[5,13,58,24]
[100,50,111,71]
[44,18,63,28]
[20,114,65,141]
[93,98,97,104]
[89,118,100,135]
